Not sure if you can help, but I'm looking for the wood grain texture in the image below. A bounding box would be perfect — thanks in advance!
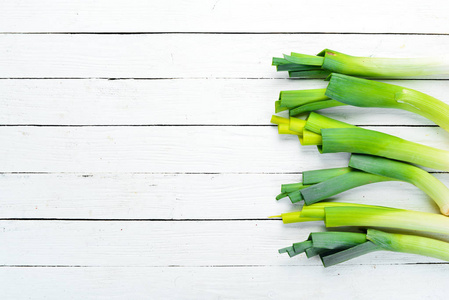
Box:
[1,0,449,34]
[2,79,449,125]
[2,34,449,78]
[0,173,445,219]
[0,220,447,267]
[1,126,449,173]
[3,1,449,297]
[1,265,448,300]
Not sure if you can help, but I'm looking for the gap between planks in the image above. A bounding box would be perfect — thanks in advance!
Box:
[1,77,449,80]
[1,32,449,35]
[0,125,441,127]
[1,262,448,268]
[0,171,446,174]
[0,218,274,221]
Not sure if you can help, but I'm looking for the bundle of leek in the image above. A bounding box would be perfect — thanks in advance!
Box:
[272,49,449,267]
[273,49,449,78]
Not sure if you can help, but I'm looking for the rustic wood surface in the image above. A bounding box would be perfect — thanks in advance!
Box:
[1,1,449,299]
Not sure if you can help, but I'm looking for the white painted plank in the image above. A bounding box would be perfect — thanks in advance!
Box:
[2,34,449,78]
[2,2,448,298]
[0,220,447,267]
[2,79,449,125]
[1,265,448,300]
[1,0,449,34]
[1,173,446,219]
[1,126,449,173]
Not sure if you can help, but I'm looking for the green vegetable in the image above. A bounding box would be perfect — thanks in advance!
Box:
[304,112,356,134]
[279,231,366,258]
[272,53,331,78]
[302,167,352,185]
[273,49,449,78]
[320,127,449,171]
[272,49,449,268]
[270,115,304,134]
[326,73,449,132]
[278,154,449,213]
[276,72,449,131]
[320,241,381,267]
[299,129,322,146]
[289,99,345,116]
[276,183,311,202]
[288,69,332,78]
[270,115,302,135]
[277,167,354,203]
[271,113,449,171]
[280,229,449,267]
[349,154,449,215]
[278,89,329,109]
[300,170,393,205]
[274,202,449,235]
[272,114,449,212]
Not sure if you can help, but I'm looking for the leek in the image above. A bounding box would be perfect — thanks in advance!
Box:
[280,229,449,267]
[275,202,449,235]
[270,115,302,135]
[277,74,449,132]
[320,241,381,267]
[289,99,345,116]
[271,49,449,268]
[304,111,356,134]
[299,129,322,146]
[326,73,449,132]
[276,183,311,203]
[278,154,449,213]
[273,49,449,78]
[320,127,449,171]
[271,113,449,171]
[272,53,331,78]
[279,231,367,258]
[349,154,449,215]
[270,114,323,144]
[277,167,353,202]
[278,89,329,109]
[302,167,352,185]
[300,170,393,205]
[275,88,346,117]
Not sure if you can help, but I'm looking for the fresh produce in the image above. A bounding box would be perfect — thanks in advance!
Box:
[271,113,449,171]
[279,229,449,267]
[273,49,449,78]
[349,155,449,215]
[276,73,449,133]
[276,155,449,214]
[271,49,449,267]
[273,202,449,235]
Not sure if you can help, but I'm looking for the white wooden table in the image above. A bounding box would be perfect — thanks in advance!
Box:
[1,1,449,299]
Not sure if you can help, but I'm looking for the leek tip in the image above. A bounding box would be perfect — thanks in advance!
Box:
[270,115,289,125]
[268,215,282,219]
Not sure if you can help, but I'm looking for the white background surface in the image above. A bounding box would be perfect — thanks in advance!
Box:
[1,1,449,299]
